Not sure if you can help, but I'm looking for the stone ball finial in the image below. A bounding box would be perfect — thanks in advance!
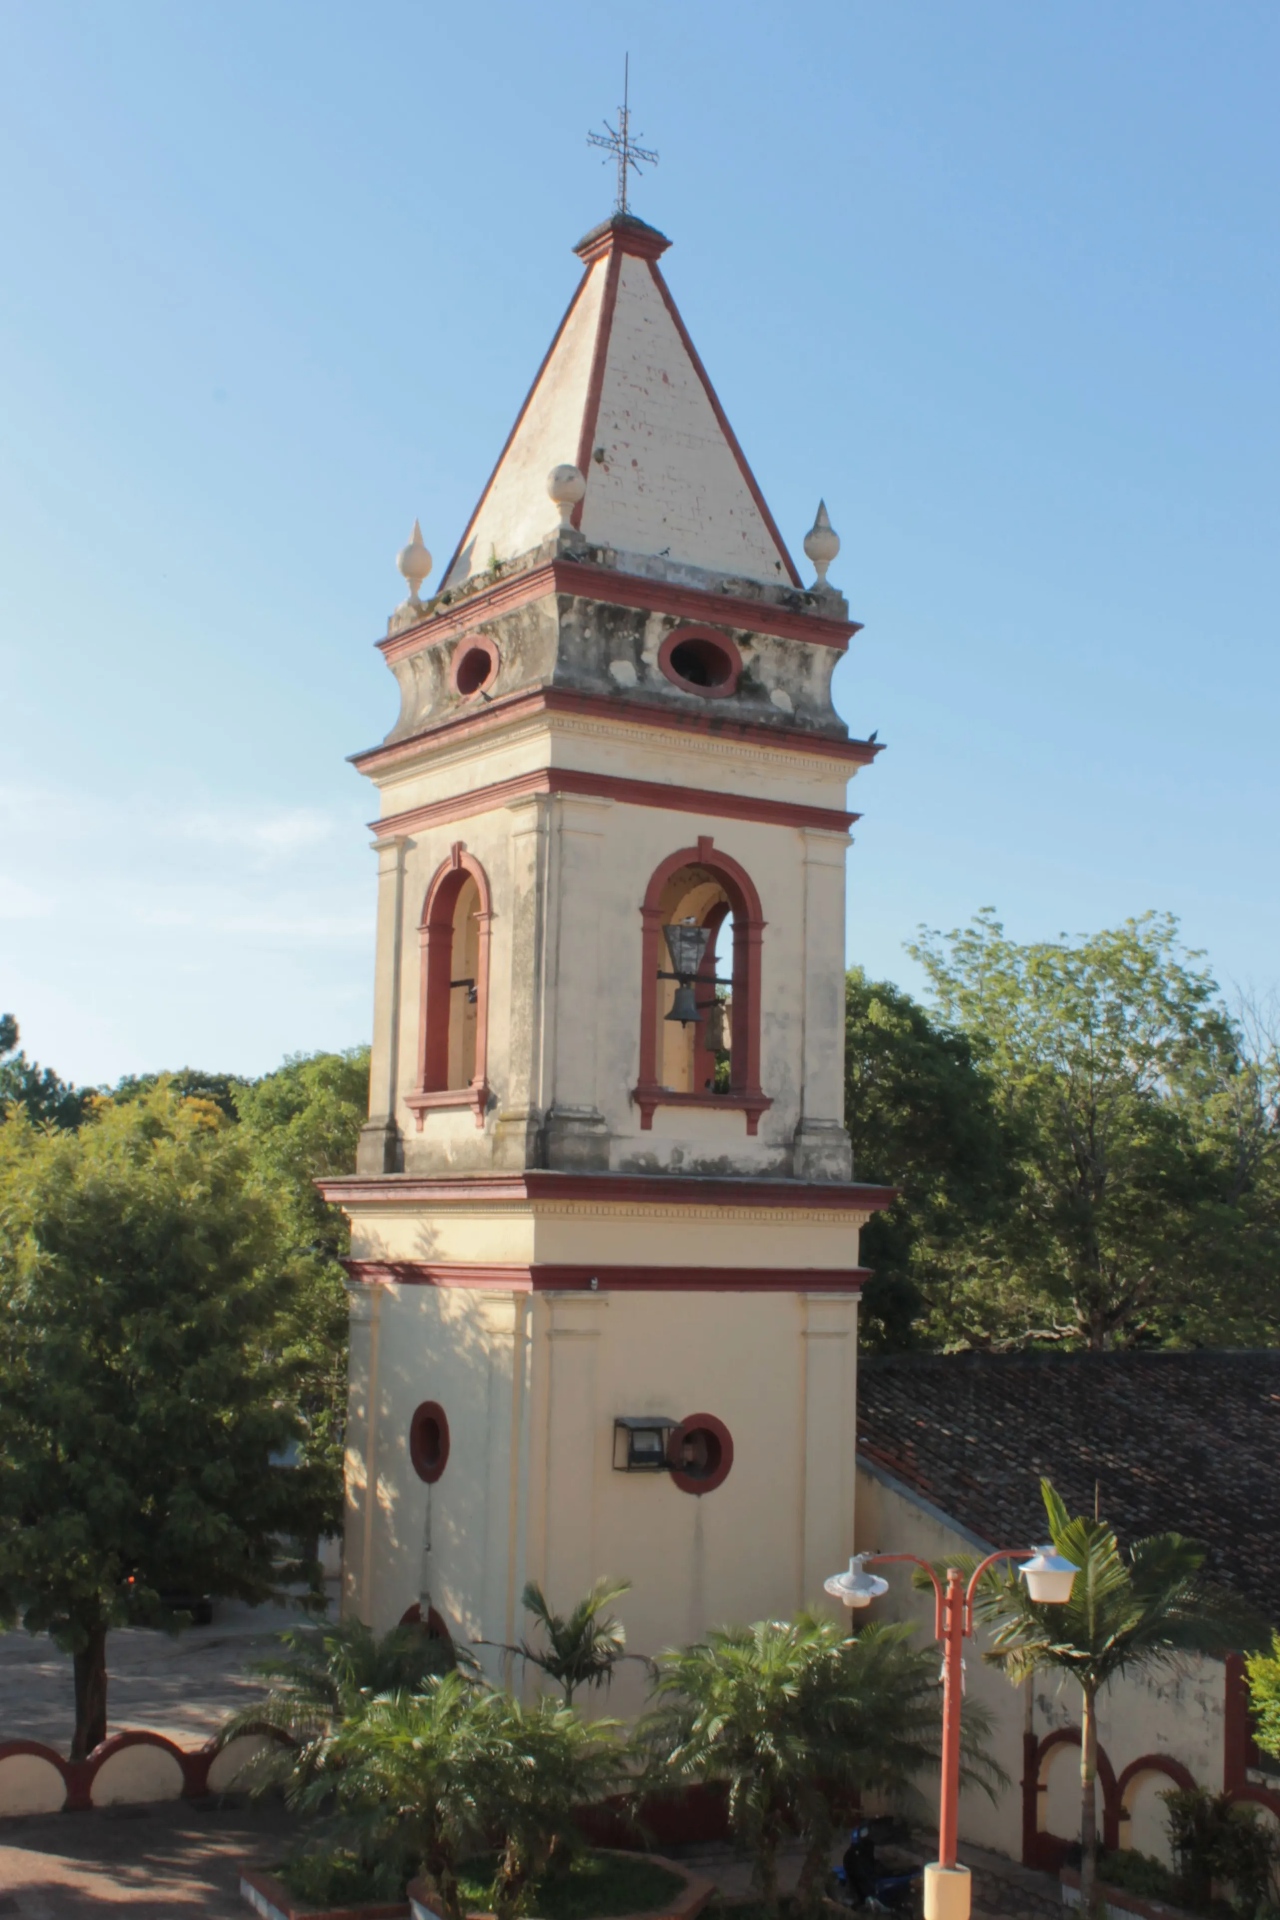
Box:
[548,463,587,529]
[396,519,432,606]
[803,500,840,585]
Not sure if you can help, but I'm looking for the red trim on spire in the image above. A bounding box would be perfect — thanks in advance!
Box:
[438,264,598,591]
[646,258,804,589]
[571,245,624,531]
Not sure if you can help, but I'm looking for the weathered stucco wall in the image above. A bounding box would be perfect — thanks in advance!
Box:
[344,1281,862,1718]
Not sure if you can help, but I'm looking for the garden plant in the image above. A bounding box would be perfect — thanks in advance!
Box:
[974,1480,1266,1919]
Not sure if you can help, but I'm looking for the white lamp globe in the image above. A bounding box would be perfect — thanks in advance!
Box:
[1019,1546,1080,1605]
[824,1555,890,1611]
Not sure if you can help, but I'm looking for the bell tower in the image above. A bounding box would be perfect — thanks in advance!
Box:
[322,212,891,1692]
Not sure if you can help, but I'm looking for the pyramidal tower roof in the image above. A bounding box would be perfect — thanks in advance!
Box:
[440,215,802,592]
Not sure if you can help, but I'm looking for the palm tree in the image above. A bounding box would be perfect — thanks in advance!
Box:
[975,1480,1267,1919]
[292,1677,621,1920]
[217,1616,456,1792]
[481,1577,644,1704]
[482,1693,624,1920]
[638,1613,1000,1918]
[291,1671,497,1920]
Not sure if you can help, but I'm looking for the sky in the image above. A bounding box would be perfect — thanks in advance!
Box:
[1,1,1277,1088]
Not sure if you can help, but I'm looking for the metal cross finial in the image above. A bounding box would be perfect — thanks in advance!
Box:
[588,55,658,216]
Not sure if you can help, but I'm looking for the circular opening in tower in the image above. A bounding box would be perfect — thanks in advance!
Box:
[658,630,742,699]
[452,638,499,698]
[669,1413,734,1494]
[409,1400,450,1483]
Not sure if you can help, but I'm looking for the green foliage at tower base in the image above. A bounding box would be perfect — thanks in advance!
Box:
[0,1086,339,1759]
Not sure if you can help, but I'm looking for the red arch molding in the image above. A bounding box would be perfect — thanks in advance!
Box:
[1022,1726,1122,1869]
[406,842,493,1130]
[0,1724,293,1812]
[634,836,771,1133]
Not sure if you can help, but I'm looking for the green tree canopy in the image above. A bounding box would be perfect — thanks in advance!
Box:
[908,911,1280,1349]
[0,1085,337,1759]
[844,968,1015,1348]
[0,1013,89,1129]
[233,1047,371,1485]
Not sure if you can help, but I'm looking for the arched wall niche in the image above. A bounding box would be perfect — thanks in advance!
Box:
[633,836,771,1134]
[406,843,492,1130]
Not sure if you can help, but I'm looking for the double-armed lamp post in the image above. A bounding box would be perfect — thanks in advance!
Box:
[825,1544,1079,1920]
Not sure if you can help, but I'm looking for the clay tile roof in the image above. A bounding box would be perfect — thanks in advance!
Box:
[857,1350,1280,1624]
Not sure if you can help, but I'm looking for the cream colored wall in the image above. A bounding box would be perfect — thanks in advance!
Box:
[344,1280,861,1715]
[343,1193,867,1274]
[376,784,847,1168]
[360,703,858,1172]
[854,1464,1226,1868]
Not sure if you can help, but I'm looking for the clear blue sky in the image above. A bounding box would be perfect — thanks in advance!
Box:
[2,1,1277,1087]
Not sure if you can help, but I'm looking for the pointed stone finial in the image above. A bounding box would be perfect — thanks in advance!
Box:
[396,519,432,606]
[547,464,587,529]
[803,500,840,586]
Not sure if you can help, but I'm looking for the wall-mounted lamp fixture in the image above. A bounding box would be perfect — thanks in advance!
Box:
[613,1415,678,1472]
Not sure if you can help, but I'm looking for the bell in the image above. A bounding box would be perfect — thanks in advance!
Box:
[666,983,704,1026]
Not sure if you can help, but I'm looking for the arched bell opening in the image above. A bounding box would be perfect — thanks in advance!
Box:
[634,836,771,1134]
[655,870,734,1096]
[407,845,492,1130]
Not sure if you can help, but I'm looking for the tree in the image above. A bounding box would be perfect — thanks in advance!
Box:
[975,1479,1266,1918]
[234,1048,371,1489]
[0,1013,89,1129]
[296,1679,621,1920]
[0,1086,337,1759]
[1246,1631,1280,1760]
[638,1614,999,1917]
[909,911,1280,1349]
[843,969,1015,1349]
[480,1578,641,1705]
[218,1617,456,1793]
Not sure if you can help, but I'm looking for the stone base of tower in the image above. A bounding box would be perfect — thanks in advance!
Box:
[323,1169,887,1711]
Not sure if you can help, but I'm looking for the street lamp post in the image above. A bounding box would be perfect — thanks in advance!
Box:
[824,1545,1078,1920]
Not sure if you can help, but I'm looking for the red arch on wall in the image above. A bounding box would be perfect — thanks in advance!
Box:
[1022,1726,1122,1870]
[633,836,771,1134]
[406,843,493,1130]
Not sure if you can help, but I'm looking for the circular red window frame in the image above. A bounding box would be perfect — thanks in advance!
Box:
[409,1400,451,1483]
[669,1411,734,1494]
[657,628,743,700]
[450,635,500,700]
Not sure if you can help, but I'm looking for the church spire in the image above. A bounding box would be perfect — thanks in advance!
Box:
[439,216,801,593]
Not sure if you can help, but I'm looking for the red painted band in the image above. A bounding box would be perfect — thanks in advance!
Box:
[573,244,623,531]
[343,1260,868,1293]
[354,687,878,779]
[371,767,857,840]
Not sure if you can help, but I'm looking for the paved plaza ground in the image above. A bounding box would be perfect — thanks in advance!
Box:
[0,1801,1065,1920]
[0,1594,332,1754]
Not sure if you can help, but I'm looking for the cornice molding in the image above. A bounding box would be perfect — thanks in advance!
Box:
[319,1171,895,1213]
[377,558,859,665]
[369,767,857,841]
[353,687,879,778]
